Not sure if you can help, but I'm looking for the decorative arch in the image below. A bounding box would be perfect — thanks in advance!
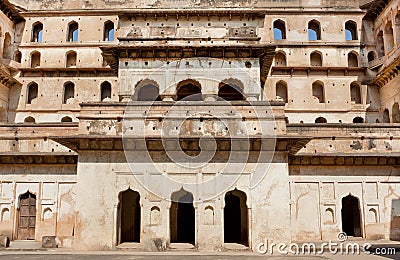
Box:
[176,79,202,101]
[204,206,215,225]
[218,78,244,101]
[383,108,390,123]
[384,21,395,52]
[315,117,327,123]
[134,79,161,101]
[1,208,10,221]
[353,117,364,123]
[14,51,21,63]
[150,206,161,225]
[61,116,73,122]
[42,207,53,221]
[24,116,36,123]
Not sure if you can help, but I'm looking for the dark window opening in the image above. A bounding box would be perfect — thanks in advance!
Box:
[273,20,286,40]
[341,195,362,237]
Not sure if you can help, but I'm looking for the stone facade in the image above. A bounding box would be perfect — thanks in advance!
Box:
[0,0,399,252]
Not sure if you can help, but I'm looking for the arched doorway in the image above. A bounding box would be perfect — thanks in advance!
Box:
[170,189,195,245]
[118,189,141,243]
[176,80,202,101]
[224,189,248,246]
[17,191,36,240]
[341,195,362,237]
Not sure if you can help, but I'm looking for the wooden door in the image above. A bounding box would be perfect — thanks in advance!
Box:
[18,192,36,240]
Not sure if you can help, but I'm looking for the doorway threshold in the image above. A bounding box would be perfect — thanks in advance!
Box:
[169,243,196,251]
[116,242,141,250]
[223,243,250,251]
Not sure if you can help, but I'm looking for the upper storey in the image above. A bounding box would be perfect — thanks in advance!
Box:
[10,0,361,11]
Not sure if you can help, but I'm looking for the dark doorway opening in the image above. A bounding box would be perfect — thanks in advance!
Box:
[17,192,36,240]
[224,189,248,246]
[119,189,141,243]
[170,189,195,245]
[341,195,362,237]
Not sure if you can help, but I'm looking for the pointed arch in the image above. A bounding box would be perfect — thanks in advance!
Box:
[345,20,358,40]
[218,78,244,101]
[350,82,361,104]
[63,82,75,104]
[308,19,321,40]
[27,82,38,104]
[341,194,362,237]
[310,51,323,66]
[176,79,202,101]
[31,22,43,42]
[170,188,195,245]
[104,20,115,41]
[118,189,141,243]
[67,21,79,42]
[312,81,325,103]
[274,51,287,66]
[66,50,77,68]
[348,51,359,67]
[273,19,286,40]
[224,189,248,246]
[134,79,161,101]
[276,80,288,103]
[30,51,41,68]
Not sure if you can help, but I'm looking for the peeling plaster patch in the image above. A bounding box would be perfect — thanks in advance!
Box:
[368,139,376,150]
[350,140,362,150]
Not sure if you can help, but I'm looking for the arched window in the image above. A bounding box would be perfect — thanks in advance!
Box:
[31,22,43,42]
[24,116,35,123]
[218,81,244,101]
[353,117,364,123]
[384,22,395,52]
[66,51,77,68]
[383,108,390,123]
[377,31,384,57]
[63,82,75,104]
[396,13,400,44]
[104,21,115,41]
[101,81,112,101]
[276,80,288,104]
[345,21,358,40]
[273,20,286,40]
[3,33,12,59]
[14,51,21,63]
[274,52,287,66]
[310,51,322,66]
[315,117,327,123]
[67,22,79,42]
[348,52,359,67]
[134,80,161,101]
[177,80,202,101]
[312,81,325,103]
[30,51,41,68]
[392,103,400,123]
[367,51,376,62]
[61,116,73,122]
[308,20,321,40]
[27,82,38,104]
[350,82,362,104]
